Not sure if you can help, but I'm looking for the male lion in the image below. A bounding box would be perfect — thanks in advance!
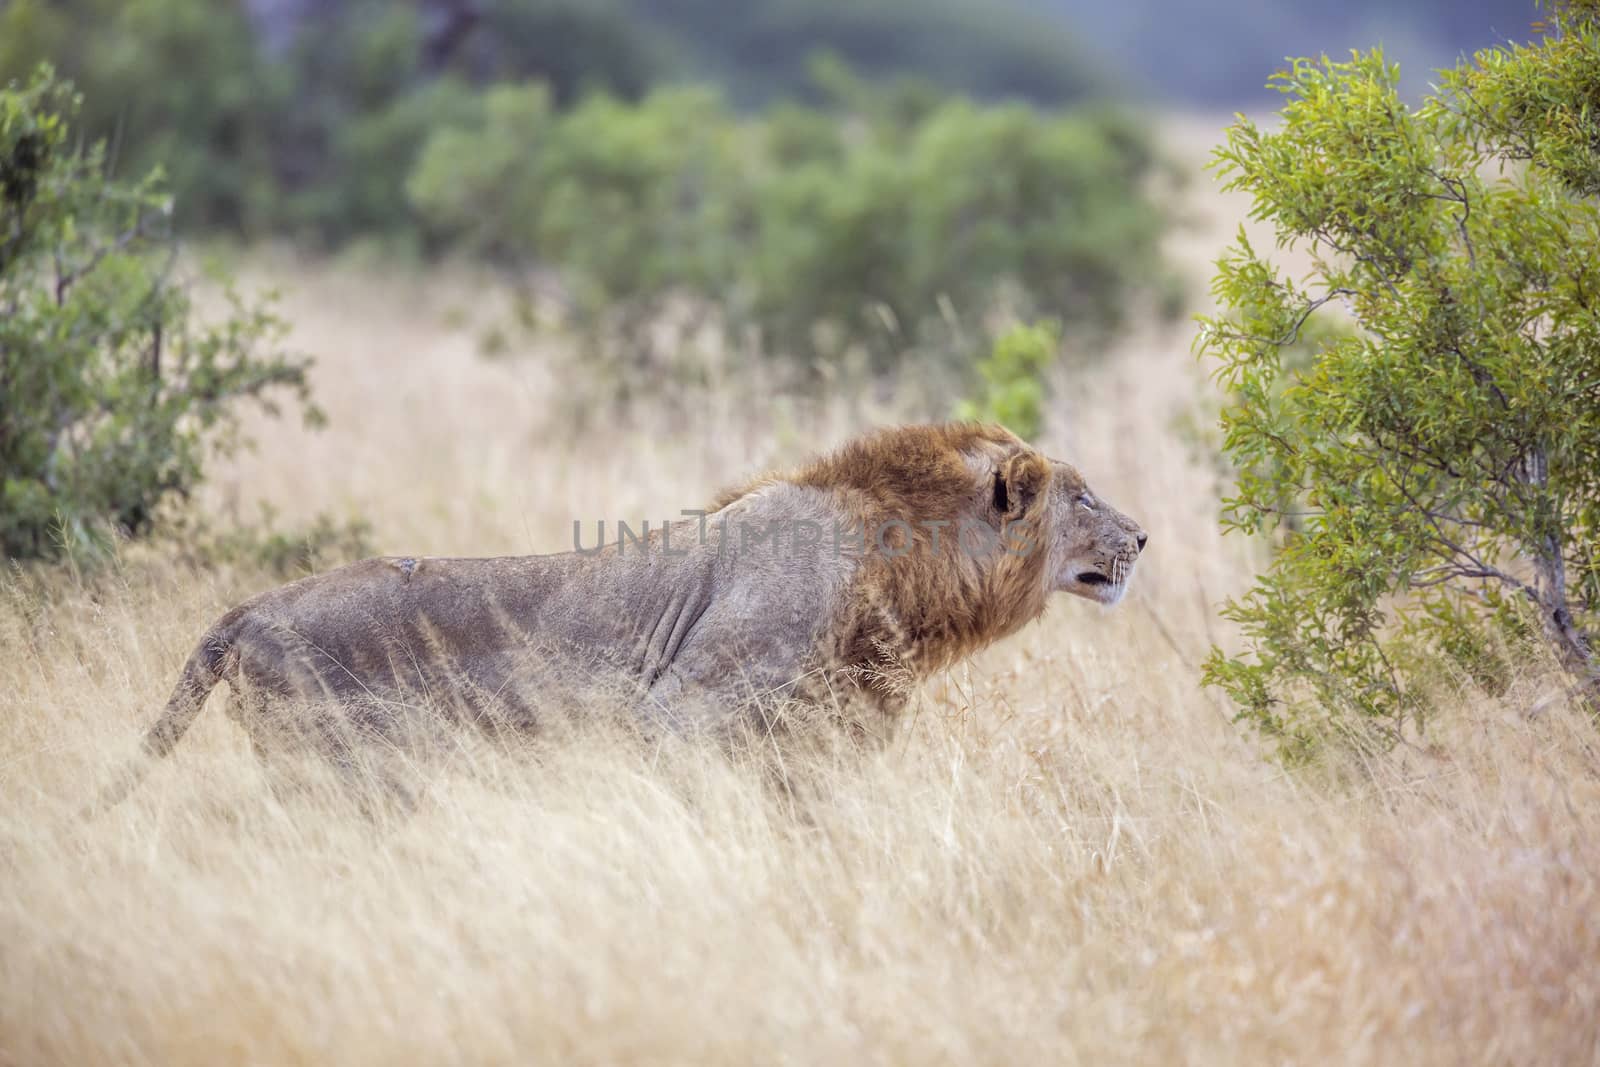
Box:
[104,423,1145,800]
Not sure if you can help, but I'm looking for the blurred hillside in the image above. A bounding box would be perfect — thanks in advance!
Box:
[238,0,1106,107]
[234,0,1544,108]
[1028,0,1540,104]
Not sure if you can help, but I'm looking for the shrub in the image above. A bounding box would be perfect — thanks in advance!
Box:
[955,321,1060,441]
[410,77,1173,378]
[285,78,483,250]
[750,97,1171,369]
[0,68,316,560]
[1198,1,1600,754]
[408,83,745,383]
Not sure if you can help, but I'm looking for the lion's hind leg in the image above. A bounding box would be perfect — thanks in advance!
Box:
[220,686,418,817]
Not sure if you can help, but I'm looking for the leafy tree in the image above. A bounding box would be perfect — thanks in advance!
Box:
[0,68,315,560]
[272,0,662,247]
[1199,1,1600,753]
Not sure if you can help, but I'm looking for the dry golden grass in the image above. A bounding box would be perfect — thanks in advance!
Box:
[3,119,1598,1064]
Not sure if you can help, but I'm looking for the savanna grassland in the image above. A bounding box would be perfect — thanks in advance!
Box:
[2,120,1598,1065]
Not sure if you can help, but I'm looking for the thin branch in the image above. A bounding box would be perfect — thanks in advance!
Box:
[1208,288,1356,349]
[1424,168,1478,271]
[1311,227,1407,301]
[1410,564,1507,588]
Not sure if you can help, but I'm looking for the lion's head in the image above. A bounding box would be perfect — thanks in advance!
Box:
[763,422,1147,682]
[971,430,1146,612]
[1033,458,1147,607]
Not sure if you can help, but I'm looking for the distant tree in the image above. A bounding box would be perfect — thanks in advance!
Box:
[0,68,315,559]
[1200,0,1600,753]
[626,0,1107,106]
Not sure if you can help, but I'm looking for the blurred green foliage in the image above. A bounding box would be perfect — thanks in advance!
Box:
[0,0,667,240]
[0,68,316,561]
[751,78,1171,368]
[955,321,1061,441]
[1199,0,1600,755]
[410,74,1172,376]
[631,0,1106,106]
[193,508,376,580]
[0,0,285,233]
[410,85,744,323]
[0,0,1166,389]
[0,0,1111,247]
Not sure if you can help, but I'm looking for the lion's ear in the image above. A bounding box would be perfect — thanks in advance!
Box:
[993,451,1050,518]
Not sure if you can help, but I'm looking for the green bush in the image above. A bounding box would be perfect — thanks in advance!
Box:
[955,321,1060,441]
[750,96,1170,368]
[411,85,741,310]
[1198,1,1600,754]
[410,78,1172,377]
[285,78,483,250]
[0,68,316,560]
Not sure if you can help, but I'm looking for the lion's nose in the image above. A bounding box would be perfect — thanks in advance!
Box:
[1135,531,1148,554]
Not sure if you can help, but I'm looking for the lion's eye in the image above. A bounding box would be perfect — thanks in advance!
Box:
[1077,493,1095,512]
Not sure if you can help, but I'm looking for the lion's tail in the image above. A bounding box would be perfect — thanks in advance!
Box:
[86,630,232,815]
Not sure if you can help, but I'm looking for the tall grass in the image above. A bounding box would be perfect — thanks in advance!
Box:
[2,122,1597,1064]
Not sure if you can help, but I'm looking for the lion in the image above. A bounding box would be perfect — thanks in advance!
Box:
[100,422,1145,802]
